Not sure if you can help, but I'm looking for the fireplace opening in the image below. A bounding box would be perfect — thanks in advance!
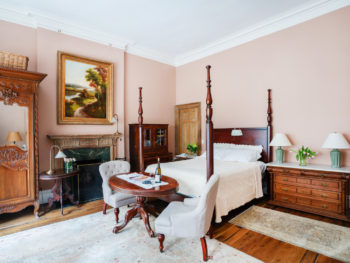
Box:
[63,147,110,204]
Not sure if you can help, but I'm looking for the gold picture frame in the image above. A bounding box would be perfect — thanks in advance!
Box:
[57,51,113,125]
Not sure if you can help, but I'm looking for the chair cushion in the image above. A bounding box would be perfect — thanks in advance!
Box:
[155,201,195,228]
[107,191,136,208]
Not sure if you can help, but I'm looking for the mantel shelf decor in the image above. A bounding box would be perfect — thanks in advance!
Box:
[47,134,122,161]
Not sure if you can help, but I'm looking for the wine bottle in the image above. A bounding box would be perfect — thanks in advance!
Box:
[155,157,162,183]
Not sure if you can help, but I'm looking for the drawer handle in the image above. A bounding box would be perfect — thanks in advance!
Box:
[321,182,328,187]
[283,178,288,182]
[282,188,288,192]
[282,197,288,201]
[321,193,328,198]
[321,204,328,209]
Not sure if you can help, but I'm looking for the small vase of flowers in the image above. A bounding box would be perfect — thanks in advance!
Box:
[291,146,316,166]
[186,143,199,156]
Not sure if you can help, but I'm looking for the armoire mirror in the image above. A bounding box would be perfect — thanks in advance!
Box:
[0,101,28,150]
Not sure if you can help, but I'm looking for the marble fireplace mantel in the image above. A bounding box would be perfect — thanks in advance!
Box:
[47,133,122,160]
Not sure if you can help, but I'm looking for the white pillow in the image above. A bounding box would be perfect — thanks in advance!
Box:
[199,148,226,160]
[200,148,261,162]
[221,148,261,162]
[214,143,263,154]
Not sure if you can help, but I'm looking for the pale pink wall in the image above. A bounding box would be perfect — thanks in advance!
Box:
[0,21,176,177]
[176,6,350,166]
[35,28,125,171]
[0,20,37,71]
[124,53,176,159]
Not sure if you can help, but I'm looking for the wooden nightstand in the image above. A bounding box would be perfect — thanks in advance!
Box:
[267,162,350,221]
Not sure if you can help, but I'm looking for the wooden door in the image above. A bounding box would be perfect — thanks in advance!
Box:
[175,102,201,155]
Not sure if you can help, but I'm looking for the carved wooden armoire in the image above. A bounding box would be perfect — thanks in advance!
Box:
[0,67,46,217]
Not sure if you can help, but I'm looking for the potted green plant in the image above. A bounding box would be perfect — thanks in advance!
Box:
[291,145,316,166]
[186,143,199,156]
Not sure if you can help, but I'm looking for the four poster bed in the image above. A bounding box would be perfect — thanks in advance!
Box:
[138,66,272,223]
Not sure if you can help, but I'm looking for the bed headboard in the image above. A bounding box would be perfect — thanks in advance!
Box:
[213,127,271,163]
[212,89,272,163]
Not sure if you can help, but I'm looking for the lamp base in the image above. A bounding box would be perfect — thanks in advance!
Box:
[276,147,284,164]
[46,169,55,175]
[330,149,341,168]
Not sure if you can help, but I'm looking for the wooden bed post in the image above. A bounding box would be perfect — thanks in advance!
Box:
[267,89,272,163]
[206,65,213,182]
[138,87,145,172]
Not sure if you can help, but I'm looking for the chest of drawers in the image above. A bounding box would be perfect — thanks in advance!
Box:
[267,163,350,221]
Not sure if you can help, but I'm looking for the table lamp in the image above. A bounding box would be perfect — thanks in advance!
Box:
[270,133,291,164]
[322,132,350,168]
[46,145,67,175]
[6,131,22,145]
[231,129,243,136]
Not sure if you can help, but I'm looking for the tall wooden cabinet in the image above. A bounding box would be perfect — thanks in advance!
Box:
[129,124,172,171]
[0,67,46,217]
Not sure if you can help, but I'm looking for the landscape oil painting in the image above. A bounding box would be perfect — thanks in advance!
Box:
[57,52,113,124]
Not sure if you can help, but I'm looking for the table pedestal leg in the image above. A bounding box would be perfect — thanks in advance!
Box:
[62,179,79,206]
[59,179,63,215]
[113,196,155,237]
[44,178,78,216]
[46,180,60,212]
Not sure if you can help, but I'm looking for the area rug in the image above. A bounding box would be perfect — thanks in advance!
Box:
[0,207,262,263]
[230,205,350,262]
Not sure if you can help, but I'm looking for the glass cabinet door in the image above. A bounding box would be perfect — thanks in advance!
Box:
[143,128,152,147]
[155,129,166,146]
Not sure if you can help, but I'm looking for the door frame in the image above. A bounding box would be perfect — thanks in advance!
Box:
[175,102,201,155]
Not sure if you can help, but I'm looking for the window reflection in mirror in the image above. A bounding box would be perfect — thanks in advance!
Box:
[0,101,28,151]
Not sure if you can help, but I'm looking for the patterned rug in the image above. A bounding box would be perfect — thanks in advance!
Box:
[0,207,261,263]
[230,206,350,262]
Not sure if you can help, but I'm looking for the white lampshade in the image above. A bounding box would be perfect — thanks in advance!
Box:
[270,133,291,147]
[111,113,118,123]
[55,150,66,159]
[322,133,350,149]
[231,129,243,136]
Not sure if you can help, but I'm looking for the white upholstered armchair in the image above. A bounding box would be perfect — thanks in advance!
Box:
[99,160,136,223]
[155,174,219,261]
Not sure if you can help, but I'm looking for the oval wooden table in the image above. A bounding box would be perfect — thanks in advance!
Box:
[109,173,178,237]
[39,168,79,216]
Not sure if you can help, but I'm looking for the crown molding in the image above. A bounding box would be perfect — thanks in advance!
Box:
[0,2,174,65]
[0,0,349,67]
[174,0,350,66]
[126,45,174,66]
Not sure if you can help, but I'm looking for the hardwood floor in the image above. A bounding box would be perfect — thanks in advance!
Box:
[0,199,105,237]
[0,198,348,262]
[213,199,348,263]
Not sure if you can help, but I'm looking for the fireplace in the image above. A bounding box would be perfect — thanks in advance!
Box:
[47,134,122,203]
[63,147,110,203]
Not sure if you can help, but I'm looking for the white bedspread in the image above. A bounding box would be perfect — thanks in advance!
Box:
[146,158,263,222]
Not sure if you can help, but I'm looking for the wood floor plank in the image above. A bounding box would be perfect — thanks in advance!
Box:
[247,236,283,262]
[300,251,318,263]
[212,222,240,242]
[266,241,307,263]
[314,254,344,263]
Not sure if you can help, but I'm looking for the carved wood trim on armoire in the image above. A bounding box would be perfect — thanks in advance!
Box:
[0,67,46,217]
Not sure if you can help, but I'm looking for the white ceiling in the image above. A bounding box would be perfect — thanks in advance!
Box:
[0,0,349,66]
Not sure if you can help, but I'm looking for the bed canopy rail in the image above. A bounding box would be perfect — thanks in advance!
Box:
[138,87,144,172]
[206,65,213,182]
[267,88,272,162]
